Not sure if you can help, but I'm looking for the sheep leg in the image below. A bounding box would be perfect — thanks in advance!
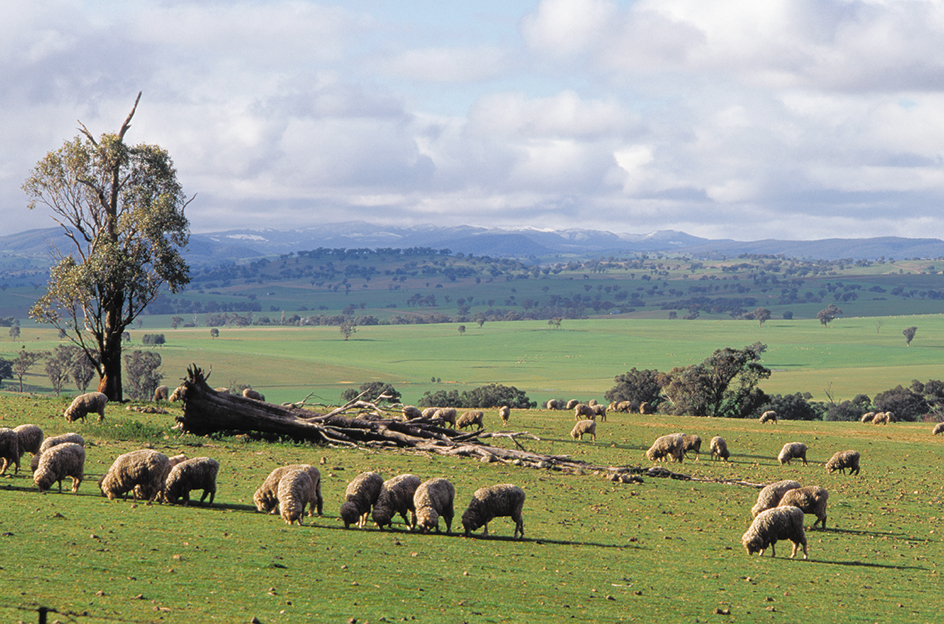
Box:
[71,477,81,493]
[513,514,524,540]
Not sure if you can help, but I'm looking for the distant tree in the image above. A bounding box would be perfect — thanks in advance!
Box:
[210,328,219,339]
[418,389,463,408]
[0,357,12,388]
[171,316,185,330]
[817,303,843,327]
[340,381,401,404]
[874,384,928,421]
[462,384,535,409]
[123,350,163,401]
[782,311,793,320]
[9,324,20,341]
[548,317,562,329]
[752,307,771,327]
[474,313,486,328]
[142,333,166,346]
[875,319,883,334]
[69,347,98,392]
[340,319,356,341]
[457,325,466,336]
[45,345,74,395]
[604,368,665,410]
[662,343,770,418]
[762,392,823,421]
[11,349,45,393]
[903,326,917,346]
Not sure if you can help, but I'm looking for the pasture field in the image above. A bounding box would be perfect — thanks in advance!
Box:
[4,314,944,406]
[1,395,942,623]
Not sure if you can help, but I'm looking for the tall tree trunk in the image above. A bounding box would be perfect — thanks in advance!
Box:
[98,327,123,402]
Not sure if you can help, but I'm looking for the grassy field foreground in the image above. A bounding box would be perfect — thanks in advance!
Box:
[1,396,942,623]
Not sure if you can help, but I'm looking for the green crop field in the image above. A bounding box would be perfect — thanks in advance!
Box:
[1,396,942,623]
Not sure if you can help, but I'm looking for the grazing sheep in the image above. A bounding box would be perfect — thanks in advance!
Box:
[646,434,685,463]
[934,422,944,435]
[565,399,580,410]
[413,478,456,534]
[616,401,632,413]
[751,480,801,518]
[402,405,423,420]
[435,408,457,427]
[709,436,730,461]
[277,468,313,525]
[498,405,510,425]
[99,449,171,502]
[0,428,20,475]
[34,443,85,494]
[777,486,829,529]
[545,399,560,410]
[680,434,702,460]
[461,484,526,539]
[163,457,219,506]
[778,442,808,466]
[169,386,185,402]
[759,410,778,424]
[421,407,439,418]
[31,433,85,472]
[592,404,607,422]
[457,410,484,430]
[872,411,894,425]
[588,399,598,406]
[639,401,651,415]
[254,464,323,516]
[860,412,875,423]
[825,450,860,475]
[570,419,597,441]
[64,391,108,423]
[340,471,384,529]
[242,388,265,401]
[373,474,422,530]
[153,385,170,402]
[741,506,808,559]
[574,404,595,421]
[14,424,43,458]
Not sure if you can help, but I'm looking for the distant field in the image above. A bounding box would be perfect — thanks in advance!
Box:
[3,314,943,406]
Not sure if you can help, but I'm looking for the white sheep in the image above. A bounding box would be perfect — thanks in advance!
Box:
[242,388,265,401]
[759,410,778,424]
[0,428,20,475]
[461,484,526,539]
[436,408,457,427]
[64,391,108,423]
[421,407,439,418]
[277,468,313,525]
[751,480,801,518]
[457,410,484,430]
[933,422,944,435]
[872,411,894,425]
[373,473,422,530]
[680,434,702,460]
[31,433,85,472]
[99,449,171,502]
[825,450,860,475]
[565,399,580,410]
[646,434,685,463]
[777,485,829,529]
[34,442,85,494]
[545,399,560,410]
[616,401,632,413]
[413,478,456,534]
[709,436,730,461]
[860,412,875,423]
[13,424,43,459]
[573,404,595,421]
[778,442,808,466]
[340,471,384,529]
[639,401,651,414]
[498,405,510,425]
[153,385,170,402]
[570,419,597,441]
[592,404,607,422]
[742,506,808,559]
[163,457,219,506]
[402,405,423,420]
[254,464,323,516]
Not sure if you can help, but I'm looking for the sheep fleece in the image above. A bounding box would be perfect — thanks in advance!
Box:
[413,478,456,533]
[742,506,808,559]
[99,449,171,502]
[461,484,526,539]
[34,442,85,493]
[373,474,421,529]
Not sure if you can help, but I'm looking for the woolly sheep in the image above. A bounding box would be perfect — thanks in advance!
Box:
[709,436,730,461]
[565,399,580,410]
[639,401,651,414]
[461,484,526,539]
[14,424,43,458]
[825,450,860,475]
[872,411,894,425]
[680,434,701,460]
[99,449,171,502]
[646,434,685,463]
[570,419,597,441]
[170,386,185,402]
[421,407,439,418]
[934,422,944,435]
[0,428,20,475]
[340,471,384,529]
[741,506,808,559]
[242,388,265,401]
[153,385,169,402]
[777,485,829,529]
[31,433,85,473]
[588,399,598,406]
[277,468,313,525]
[592,404,607,422]
[163,457,219,506]
[413,478,456,534]
[457,410,484,430]
[373,473,422,530]
[498,405,510,425]
[751,480,801,518]
[778,442,808,466]
[254,464,323,516]
[545,399,560,410]
[616,401,632,413]
[402,405,423,420]
[64,391,108,423]
[574,404,595,421]
[34,443,85,494]
[860,412,875,423]
[759,410,778,424]
[435,408,457,427]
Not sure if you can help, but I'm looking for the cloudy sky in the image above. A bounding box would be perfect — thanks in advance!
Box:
[4,0,944,241]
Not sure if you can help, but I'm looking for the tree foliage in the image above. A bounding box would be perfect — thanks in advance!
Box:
[340,381,402,404]
[661,343,770,418]
[903,326,917,346]
[752,307,771,326]
[11,350,45,393]
[123,350,163,401]
[23,93,192,401]
[604,368,665,410]
[45,344,75,395]
[816,303,843,327]
[0,357,12,388]
[763,392,823,421]
[419,384,535,409]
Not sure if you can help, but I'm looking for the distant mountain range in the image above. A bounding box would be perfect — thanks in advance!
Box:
[3,223,944,273]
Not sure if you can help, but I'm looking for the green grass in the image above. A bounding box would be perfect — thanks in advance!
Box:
[1,396,943,622]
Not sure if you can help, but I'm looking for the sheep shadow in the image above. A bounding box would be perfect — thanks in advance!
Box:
[807,558,927,571]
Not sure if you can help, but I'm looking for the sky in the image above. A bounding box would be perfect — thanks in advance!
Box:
[3,0,944,241]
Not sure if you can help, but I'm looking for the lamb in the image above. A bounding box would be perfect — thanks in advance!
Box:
[825,450,860,475]
[573,403,595,421]
[777,485,829,529]
[709,436,730,461]
[741,506,808,559]
[457,410,484,430]
[570,419,597,441]
[64,391,108,423]
[34,442,85,494]
[153,385,170,402]
[242,388,265,401]
[778,442,808,466]
[646,434,685,463]
[254,464,323,516]
[163,457,219,506]
[759,410,778,424]
[933,422,944,435]
[565,399,580,410]
[373,473,422,530]
[99,449,171,502]
[498,405,510,425]
[340,471,384,529]
[277,468,313,525]
[0,428,20,475]
[31,433,85,472]
[14,424,43,458]
[860,412,875,423]
[545,399,560,410]
[402,405,423,420]
[413,478,456,534]
[592,404,607,422]
[751,480,801,518]
[461,484,526,539]
[680,434,701,460]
